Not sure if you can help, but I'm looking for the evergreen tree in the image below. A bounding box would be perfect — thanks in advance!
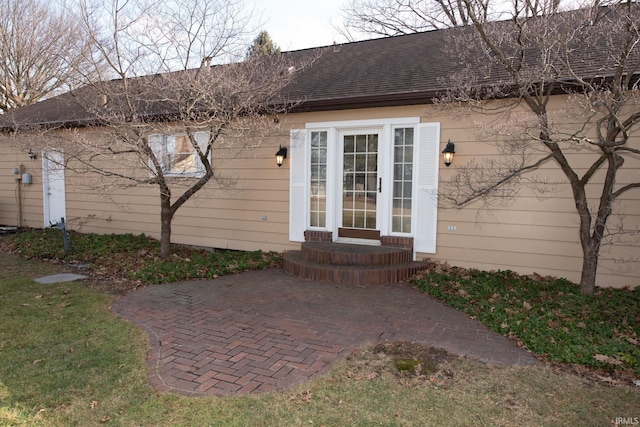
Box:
[247,31,280,57]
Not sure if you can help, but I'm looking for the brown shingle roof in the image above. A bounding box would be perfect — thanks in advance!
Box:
[2,5,637,129]
[283,29,467,110]
[0,27,501,128]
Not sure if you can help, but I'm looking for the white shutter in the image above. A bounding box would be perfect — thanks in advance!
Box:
[194,131,210,173]
[414,123,440,253]
[289,129,308,242]
[147,134,164,175]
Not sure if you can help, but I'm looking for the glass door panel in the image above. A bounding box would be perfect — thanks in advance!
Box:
[342,133,378,230]
[392,127,414,233]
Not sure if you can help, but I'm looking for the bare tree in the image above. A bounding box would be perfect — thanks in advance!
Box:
[436,0,640,295]
[21,0,310,258]
[0,0,97,112]
[338,0,491,39]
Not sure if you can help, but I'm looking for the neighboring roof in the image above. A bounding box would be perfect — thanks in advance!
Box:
[2,5,637,129]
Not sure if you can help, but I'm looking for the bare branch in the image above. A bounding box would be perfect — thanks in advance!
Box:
[613,182,640,199]
[338,0,490,41]
[440,152,554,207]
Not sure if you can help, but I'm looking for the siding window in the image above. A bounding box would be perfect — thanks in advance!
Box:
[392,127,413,233]
[309,131,328,227]
[148,132,209,177]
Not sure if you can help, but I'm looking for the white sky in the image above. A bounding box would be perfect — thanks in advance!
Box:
[249,0,350,51]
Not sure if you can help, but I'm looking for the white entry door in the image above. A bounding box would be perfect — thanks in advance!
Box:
[42,151,66,226]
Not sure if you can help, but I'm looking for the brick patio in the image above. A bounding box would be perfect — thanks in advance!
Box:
[110,268,538,397]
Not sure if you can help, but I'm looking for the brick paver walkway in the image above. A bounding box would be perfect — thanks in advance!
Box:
[111,268,538,396]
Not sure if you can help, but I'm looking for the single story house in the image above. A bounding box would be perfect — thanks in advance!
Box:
[1,12,638,288]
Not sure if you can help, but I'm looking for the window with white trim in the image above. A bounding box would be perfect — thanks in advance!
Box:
[148,132,210,177]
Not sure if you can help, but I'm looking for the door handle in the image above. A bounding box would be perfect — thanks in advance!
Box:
[378,177,382,193]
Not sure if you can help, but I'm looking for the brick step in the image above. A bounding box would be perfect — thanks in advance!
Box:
[283,250,432,285]
[300,241,413,266]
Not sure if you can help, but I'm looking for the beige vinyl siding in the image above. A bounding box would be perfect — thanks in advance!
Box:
[0,145,21,226]
[59,129,296,253]
[0,144,44,228]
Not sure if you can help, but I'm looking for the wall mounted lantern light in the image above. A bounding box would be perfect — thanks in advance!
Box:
[442,140,455,167]
[275,145,288,167]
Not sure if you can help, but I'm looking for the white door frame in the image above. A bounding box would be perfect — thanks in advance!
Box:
[303,117,422,245]
[335,127,385,243]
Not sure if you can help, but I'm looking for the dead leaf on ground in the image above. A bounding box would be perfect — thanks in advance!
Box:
[547,320,561,329]
[593,354,623,366]
[504,397,519,410]
[596,375,620,385]
[289,390,313,404]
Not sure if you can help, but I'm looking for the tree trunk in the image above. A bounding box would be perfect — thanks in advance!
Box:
[579,244,599,295]
[577,155,617,296]
[160,214,172,259]
[160,194,173,259]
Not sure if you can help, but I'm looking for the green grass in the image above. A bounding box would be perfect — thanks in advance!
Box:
[414,267,640,377]
[0,255,152,426]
